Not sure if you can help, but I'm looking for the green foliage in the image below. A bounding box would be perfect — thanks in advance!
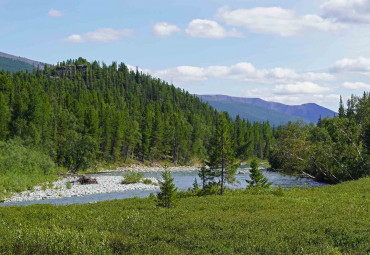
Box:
[207,113,238,195]
[156,169,178,208]
[121,171,144,184]
[246,159,272,188]
[66,182,72,189]
[0,140,61,197]
[269,93,370,183]
[0,60,275,172]
[142,178,153,185]
[0,178,368,254]
[0,56,35,73]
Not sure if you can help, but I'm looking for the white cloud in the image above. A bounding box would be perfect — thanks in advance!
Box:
[65,34,84,43]
[153,22,181,37]
[65,28,132,43]
[133,62,334,85]
[320,0,370,23]
[217,6,345,36]
[185,19,243,38]
[330,57,370,74]
[48,9,64,17]
[343,81,370,89]
[85,28,132,43]
[274,82,331,94]
[243,87,338,106]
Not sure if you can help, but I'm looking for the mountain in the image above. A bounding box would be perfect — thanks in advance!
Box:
[199,95,337,125]
[0,51,50,72]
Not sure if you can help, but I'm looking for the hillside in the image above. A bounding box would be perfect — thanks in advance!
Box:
[0,51,49,72]
[202,99,303,126]
[0,178,368,254]
[200,95,337,124]
[0,57,274,175]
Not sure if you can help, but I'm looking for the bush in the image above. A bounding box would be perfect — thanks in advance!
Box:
[121,171,144,184]
[66,182,72,189]
[0,140,61,198]
[142,178,153,185]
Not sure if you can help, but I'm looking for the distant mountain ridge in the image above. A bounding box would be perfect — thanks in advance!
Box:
[199,95,337,125]
[0,51,50,72]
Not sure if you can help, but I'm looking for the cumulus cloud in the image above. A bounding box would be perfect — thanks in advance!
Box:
[65,34,84,43]
[141,62,334,84]
[217,6,345,36]
[65,28,132,43]
[153,22,181,37]
[48,9,64,17]
[273,82,331,94]
[343,81,370,89]
[330,57,370,75]
[185,19,243,38]
[320,0,370,23]
[243,86,338,106]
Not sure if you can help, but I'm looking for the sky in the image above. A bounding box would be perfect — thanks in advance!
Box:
[1,0,370,110]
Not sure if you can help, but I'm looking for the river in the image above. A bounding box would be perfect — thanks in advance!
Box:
[1,166,326,207]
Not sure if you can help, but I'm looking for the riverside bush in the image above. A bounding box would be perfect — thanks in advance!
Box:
[0,140,62,198]
[0,178,368,254]
[121,171,144,184]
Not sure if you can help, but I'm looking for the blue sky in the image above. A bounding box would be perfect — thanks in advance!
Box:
[1,0,370,110]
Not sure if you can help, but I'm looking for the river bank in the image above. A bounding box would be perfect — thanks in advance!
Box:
[3,175,160,203]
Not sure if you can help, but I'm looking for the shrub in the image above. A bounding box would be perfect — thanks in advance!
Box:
[121,171,144,184]
[66,182,72,189]
[0,140,61,197]
[142,178,153,185]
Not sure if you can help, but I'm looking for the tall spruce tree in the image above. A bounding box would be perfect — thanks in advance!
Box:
[208,113,237,195]
[0,93,10,140]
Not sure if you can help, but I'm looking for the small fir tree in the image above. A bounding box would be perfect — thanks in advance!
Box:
[246,159,272,188]
[157,168,178,208]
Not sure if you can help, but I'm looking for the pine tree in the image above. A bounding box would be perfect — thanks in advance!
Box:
[0,93,10,140]
[156,168,178,208]
[247,159,271,188]
[208,113,238,195]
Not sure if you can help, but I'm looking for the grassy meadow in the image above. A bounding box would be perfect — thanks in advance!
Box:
[0,178,368,254]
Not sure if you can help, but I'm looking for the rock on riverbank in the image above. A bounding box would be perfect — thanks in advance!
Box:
[4,175,159,203]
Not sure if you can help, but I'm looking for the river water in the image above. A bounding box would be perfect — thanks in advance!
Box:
[1,166,326,207]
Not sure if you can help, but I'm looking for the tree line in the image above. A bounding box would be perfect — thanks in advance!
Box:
[269,93,370,183]
[0,58,274,171]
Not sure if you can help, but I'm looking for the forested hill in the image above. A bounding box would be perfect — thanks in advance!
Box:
[0,58,274,171]
[0,51,49,72]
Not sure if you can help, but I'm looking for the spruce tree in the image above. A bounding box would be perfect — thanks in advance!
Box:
[157,168,178,208]
[208,113,237,195]
[0,93,10,140]
[247,159,272,188]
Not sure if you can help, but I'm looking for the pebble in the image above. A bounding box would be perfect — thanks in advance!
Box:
[4,176,160,203]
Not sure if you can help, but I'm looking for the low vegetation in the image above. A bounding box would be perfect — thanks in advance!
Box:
[121,171,144,184]
[0,178,368,254]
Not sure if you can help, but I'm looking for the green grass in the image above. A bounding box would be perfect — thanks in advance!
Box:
[0,178,369,254]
